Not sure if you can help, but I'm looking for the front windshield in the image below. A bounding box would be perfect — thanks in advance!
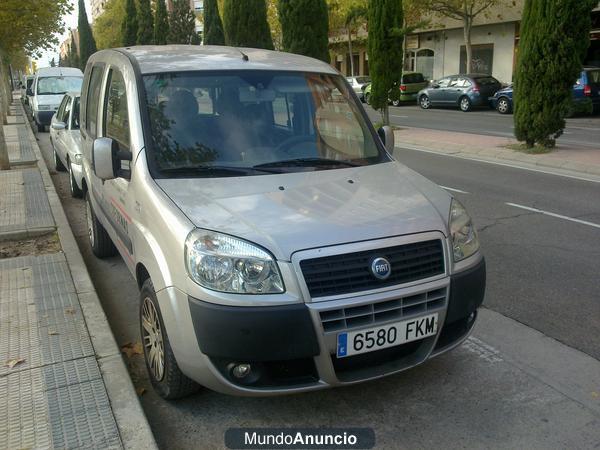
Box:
[143,71,386,177]
[37,76,83,95]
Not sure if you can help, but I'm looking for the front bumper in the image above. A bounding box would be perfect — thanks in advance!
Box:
[181,257,486,395]
[34,110,55,126]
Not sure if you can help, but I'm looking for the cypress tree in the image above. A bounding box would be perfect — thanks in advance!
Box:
[78,0,97,70]
[367,0,403,125]
[154,0,169,45]
[223,0,274,49]
[278,0,329,62]
[69,43,80,69]
[122,0,138,46]
[514,0,596,148]
[137,0,154,45]
[203,0,226,45]
[168,0,198,44]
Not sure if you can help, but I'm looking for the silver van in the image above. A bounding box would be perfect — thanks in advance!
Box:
[80,46,485,399]
[30,67,83,132]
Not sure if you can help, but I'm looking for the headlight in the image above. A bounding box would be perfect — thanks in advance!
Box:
[73,154,82,165]
[185,229,284,294]
[38,105,51,111]
[449,199,479,262]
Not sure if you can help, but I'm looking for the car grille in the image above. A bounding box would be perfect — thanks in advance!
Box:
[300,239,445,298]
[319,287,447,333]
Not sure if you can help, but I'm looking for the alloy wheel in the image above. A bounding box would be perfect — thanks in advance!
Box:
[142,297,165,381]
[460,97,471,111]
[498,98,509,114]
[420,95,430,109]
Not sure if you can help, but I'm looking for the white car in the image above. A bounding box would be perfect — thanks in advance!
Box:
[346,76,371,101]
[50,92,84,198]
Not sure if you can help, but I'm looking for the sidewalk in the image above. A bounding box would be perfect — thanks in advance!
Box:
[394,126,600,180]
[0,96,156,449]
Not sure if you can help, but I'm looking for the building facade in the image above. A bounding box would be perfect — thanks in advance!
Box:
[330,1,600,84]
[90,0,107,21]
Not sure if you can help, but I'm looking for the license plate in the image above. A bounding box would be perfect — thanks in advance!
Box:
[336,313,438,358]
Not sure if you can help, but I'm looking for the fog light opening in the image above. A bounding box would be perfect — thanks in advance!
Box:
[231,363,252,379]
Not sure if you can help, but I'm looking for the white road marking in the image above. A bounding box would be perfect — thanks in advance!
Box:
[390,114,409,118]
[462,336,503,363]
[440,185,470,194]
[506,202,600,229]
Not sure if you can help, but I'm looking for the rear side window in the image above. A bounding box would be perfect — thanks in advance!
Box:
[56,96,69,123]
[402,73,424,84]
[104,69,130,151]
[475,77,500,86]
[72,98,81,130]
[586,70,600,84]
[86,67,104,138]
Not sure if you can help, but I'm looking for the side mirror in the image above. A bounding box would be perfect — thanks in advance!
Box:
[432,84,440,89]
[377,125,395,155]
[93,137,132,181]
[51,121,66,131]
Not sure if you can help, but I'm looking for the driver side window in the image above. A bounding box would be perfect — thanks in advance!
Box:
[438,78,451,88]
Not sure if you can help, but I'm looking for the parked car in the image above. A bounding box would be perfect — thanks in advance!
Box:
[29,67,83,132]
[20,75,34,107]
[49,92,84,198]
[490,67,600,114]
[346,76,371,101]
[80,45,485,399]
[418,74,502,112]
[363,72,429,106]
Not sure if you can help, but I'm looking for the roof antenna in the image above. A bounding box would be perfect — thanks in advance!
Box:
[239,50,249,62]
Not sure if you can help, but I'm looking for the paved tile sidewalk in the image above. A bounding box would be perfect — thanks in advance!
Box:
[0,168,55,239]
[395,127,600,178]
[3,124,37,165]
[0,254,122,449]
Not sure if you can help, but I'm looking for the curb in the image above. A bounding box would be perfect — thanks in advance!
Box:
[395,141,600,183]
[19,101,158,450]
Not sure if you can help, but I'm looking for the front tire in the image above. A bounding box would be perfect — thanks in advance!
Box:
[68,160,83,198]
[365,93,371,105]
[459,96,472,112]
[85,191,117,258]
[53,147,66,172]
[140,279,200,400]
[496,97,511,114]
[391,98,401,107]
[419,94,431,109]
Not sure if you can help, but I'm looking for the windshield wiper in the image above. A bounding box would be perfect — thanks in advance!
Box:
[253,158,361,170]
[158,165,273,177]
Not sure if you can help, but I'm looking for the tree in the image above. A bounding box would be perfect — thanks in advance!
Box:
[343,5,367,76]
[278,0,329,62]
[420,0,505,74]
[168,0,198,44]
[137,0,154,45]
[223,0,274,49]
[367,0,404,125]
[514,0,596,148]
[93,0,126,50]
[327,0,368,74]
[68,42,80,69]
[122,0,138,46]
[154,0,170,45]
[204,0,226,45]
[78,0,97,69]
[50,57,56,67]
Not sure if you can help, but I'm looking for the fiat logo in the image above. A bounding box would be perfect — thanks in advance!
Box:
[370,257,391,280]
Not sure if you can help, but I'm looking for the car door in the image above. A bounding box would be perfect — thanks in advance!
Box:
[57,96,73,165]
[51,96,69,162]
[100,66,135,265]
[443,76,462,104]
[450,77,471,104]
[428,77,452,104]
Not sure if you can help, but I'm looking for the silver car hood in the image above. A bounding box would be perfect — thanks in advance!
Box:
[156,161,451,261]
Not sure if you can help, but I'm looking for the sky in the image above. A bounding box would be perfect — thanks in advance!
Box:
[35,0,93,68]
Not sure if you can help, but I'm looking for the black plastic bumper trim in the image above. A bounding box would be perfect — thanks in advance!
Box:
[188,297,320,362]
[446,257,486,325]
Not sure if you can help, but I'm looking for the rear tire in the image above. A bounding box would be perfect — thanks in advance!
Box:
[85,191,117,258]
[365,93,371,105]
[419,94,431,109]
[391,99,401,107]
[459,96,472,112]
[140,279,200,400]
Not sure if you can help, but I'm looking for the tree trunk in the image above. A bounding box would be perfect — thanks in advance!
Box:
[463,16,473,73]
[0,111,9,170]
[347,27,355,76]
[382,105,390,126]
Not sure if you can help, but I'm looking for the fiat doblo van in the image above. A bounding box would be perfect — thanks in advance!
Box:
[80,46,485,399]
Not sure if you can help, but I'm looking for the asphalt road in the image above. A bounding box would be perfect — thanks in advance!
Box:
[35,127,600,449]
[364,104,600,149]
